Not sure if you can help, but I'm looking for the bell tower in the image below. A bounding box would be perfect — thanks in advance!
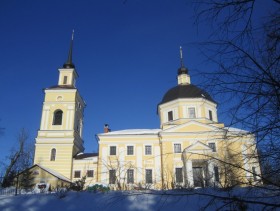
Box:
[34,31,86,180]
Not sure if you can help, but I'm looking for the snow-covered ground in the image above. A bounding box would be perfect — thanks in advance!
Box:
[0,187,280,211]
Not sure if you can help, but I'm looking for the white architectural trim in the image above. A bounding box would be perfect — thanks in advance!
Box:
[136,146,143,183]
[45,89,77,93]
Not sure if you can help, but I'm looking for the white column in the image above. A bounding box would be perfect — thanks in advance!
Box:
[40,109,46,129]
[154,146,161,183]
[119,147,125,183]
[242,145,250,178]
[79,119,83,137]
[186,160,193,187]
[208,160,214,185]
[136,146,142,183]
[69,109,74,130]
[66,110,70,129]
[44,108,50,130]
[101,147,108,183]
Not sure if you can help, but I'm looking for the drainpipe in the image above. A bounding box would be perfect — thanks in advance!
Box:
[95,134,100,183]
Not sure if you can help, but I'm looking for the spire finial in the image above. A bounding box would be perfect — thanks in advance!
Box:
[72,29,74,41]
[180,46,184,68]
[177,46,188,76]
[63,30,75,68]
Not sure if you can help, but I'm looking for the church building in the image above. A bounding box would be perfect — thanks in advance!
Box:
[28,35,261,189]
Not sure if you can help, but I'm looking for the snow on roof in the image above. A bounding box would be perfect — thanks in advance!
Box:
[224,127,249,133]
[74,152,98,160]
[100,129,161,135]
[99,127,249,136]
[36,164,71,183]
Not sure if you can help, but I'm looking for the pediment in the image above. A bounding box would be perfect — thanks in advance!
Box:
[183,141,213,153]
[162,120,222,133]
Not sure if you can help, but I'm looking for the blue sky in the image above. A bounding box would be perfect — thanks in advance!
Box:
[0,0,275,170]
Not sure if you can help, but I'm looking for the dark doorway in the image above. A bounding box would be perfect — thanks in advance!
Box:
[193,167,204,187]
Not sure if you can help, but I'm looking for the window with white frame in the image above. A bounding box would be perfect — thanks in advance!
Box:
[50,148,56,161]
[214,166,219,182]
[74,170,81,178]
[87,170,94,178]
[146,169,153,184]
[188,107,196,118]
[174,143,182,153]
[109,170,116,184]
[175,168,183,183]
[145,145,152,155]
[209,110,213,121]
[127,146,134,155]
[208,142,216,152]
[110,146,116,155]
[53,110,63,125]
[63,76,68,84]
[127,169,134,184]
[168,111,173,121]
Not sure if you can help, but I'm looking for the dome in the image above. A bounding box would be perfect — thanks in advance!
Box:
[159,84,216,105]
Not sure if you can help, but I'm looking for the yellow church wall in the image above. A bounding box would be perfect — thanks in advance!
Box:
[17,165,71,190]
[72,158,98,187]
[34,144,74,180]
[97,134,163,188]
[158,98,218,123]
[97,129,260,189]
[44,91,77,102]
[58,69,77,86]
[97,130,259,189]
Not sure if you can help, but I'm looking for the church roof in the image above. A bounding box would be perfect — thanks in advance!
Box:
[37,164,71,182]
[18,164,72,183]
[74,153,98,159]
[46,85,76,90]
[63,30,75,69]
[100,129,161,135]
[159,84,216,105]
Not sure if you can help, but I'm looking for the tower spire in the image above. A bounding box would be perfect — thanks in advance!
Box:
[177,46,188,75]
[63,30,75,68]
[177,46,190,85]
[180,46,184,68]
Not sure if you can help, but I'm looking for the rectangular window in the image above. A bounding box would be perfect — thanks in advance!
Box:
[127,169,134,184]
[74,170,81,178]
[110,146,116,155]
[127,146,134,155]
[188,107,196,118]
[174,143,181,153]
[87,170,94,178]
[146,169,153,184]
[168,111,173,121]
[252,167,257,181]
[145,145,152,155]
[214,166,219,182]
[209,110,213,121]
[208,143,216,152]
[109,170,116,184]
[63,76,68,84]
[175,168,183,183]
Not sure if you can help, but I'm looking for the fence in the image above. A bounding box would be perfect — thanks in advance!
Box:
[0,187,17,196]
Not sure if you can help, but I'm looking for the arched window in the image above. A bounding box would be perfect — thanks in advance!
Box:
[53,110,63,125]
[50,148,56,161]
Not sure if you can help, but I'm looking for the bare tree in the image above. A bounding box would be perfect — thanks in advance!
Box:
[1,128,34,187]
[0,119,4,136]
[193,0,280,184]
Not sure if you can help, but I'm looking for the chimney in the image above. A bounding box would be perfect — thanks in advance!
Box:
[104,124,110,133]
